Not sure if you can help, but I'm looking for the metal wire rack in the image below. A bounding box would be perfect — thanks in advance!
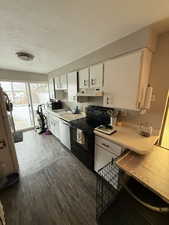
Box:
[96,160,123,220]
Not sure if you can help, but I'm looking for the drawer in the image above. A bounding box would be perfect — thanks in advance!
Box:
[94,145,117,172]
[95,135,122,156]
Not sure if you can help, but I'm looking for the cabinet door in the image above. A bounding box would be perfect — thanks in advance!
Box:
[90,63,103,89]
[54,76,61,90]
[60,74,67,89]
[49,115,60,139]
[137,48,152,109]
[103,50,143,110]
[49,116,55,133]
[79,68,89,89]
[67,71,78,102]
[54,117,60,139]
[47,113,51,130]
[59,120,71,150]
[94,145,117,172]
[48,78,55,99]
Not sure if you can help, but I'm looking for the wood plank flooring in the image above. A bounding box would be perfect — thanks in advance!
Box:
[0,131,97,225]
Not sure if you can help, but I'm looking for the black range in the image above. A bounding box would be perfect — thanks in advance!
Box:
[70,106,111,171]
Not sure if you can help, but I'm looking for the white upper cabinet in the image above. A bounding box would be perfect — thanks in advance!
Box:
[48,78,55,99]
[60,74,67,89]
[54,76,61,89]
[54,74,67,90]
[103,48,152,110]
[79,68,89,89]
[89,63,103,89]
[67,71,78,102]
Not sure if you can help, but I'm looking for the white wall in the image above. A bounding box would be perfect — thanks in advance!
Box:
[0,69,48,82]
[49,28,156,78]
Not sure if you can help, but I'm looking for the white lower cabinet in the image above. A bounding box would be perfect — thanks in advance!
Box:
[94,135,122,172]
[47,112,71,149]
[47,113,60,139]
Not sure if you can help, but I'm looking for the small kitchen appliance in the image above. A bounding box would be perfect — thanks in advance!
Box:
[47,99,62,110]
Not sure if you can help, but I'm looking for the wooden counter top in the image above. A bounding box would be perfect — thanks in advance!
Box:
[116,146,169,204]
[94,126,157,155]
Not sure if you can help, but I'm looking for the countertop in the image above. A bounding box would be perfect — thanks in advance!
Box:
[46,108,86,122]
[94,126,157,155]
[116,146,169,204]
[94,125,169,203]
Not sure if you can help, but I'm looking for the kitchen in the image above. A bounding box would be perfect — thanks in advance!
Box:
[0,1,169,225]
[45,28,169,224]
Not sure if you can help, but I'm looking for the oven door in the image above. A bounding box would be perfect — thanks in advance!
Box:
[70,126,94,170]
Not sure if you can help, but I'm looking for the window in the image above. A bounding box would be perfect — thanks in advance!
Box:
[0,81,49,131]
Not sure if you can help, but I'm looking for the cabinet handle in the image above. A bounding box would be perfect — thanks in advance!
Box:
[91,78,96,86]
[102,143,109,148]
[84,80,89,86]
[107,96,109,105]
[0,139,6,150]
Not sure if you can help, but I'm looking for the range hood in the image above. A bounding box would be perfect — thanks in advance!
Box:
[77,89,103,97]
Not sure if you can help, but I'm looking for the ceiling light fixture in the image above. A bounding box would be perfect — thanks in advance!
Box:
[16,51,34,61]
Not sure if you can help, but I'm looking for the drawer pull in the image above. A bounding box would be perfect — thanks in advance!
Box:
[102,143,109,148]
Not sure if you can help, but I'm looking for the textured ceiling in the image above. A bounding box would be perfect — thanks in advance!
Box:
[0,0,169,74]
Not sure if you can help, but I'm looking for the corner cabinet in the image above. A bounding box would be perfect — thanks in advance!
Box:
[67,71,78,102]
[103,48,152,110]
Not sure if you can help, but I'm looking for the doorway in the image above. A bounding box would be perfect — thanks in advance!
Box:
[0,81,49,131]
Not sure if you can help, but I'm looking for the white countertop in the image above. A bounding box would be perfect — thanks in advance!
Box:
[46,108,86,122]
[94,126,158,155]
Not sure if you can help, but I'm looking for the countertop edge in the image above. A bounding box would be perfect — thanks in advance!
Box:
[94,129,157,155]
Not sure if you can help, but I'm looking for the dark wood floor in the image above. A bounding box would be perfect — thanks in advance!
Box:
[0,131,97,225]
